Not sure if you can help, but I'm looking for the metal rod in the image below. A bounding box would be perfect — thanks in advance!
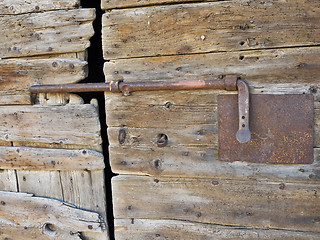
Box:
[30,83,110,93]
[30,75,238,95]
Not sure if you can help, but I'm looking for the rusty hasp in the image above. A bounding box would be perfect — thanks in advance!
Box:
[218,94,314,164]
[30,75,251,144]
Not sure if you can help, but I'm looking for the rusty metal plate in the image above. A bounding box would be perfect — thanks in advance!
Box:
[218,94,314,164]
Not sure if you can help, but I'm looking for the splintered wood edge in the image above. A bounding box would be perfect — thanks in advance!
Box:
[0,191,105,234]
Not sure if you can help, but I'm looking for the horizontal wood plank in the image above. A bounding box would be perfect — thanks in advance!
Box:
[0,147,104,170]
[0,9,95,58]
[102,0,320,59]
[0,0,80,15]
[102,0,225,10]
[115,218,320,240]
[0,104,102,150]
[0,58,87,105]
[112,175,320,232]
[0,191,104,239]
[109,146,320,183]
[104,47,320,85]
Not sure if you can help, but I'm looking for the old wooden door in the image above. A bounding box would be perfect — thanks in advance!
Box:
[0,1,109,239]
[102,0,320,239]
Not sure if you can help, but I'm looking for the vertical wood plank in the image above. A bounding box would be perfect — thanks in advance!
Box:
[0,170,18,192]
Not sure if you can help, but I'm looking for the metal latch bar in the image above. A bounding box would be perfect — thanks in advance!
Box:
[30,75,251,143]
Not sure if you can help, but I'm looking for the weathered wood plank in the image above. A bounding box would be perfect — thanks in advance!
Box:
[115,219,320,240]
[102,0,320,59]
[17,170,63,199]
[0,170,17,191]
[0,104,102,150]
[104,47,320,85]
[0,58,87,105]
[112,175,320,232]
[60,170,110,240]
[0,0,80,15]
[0,9,95,58]
[102,0,225,10]
[0,191,103,239]
[109,146,320,183]
[0,147,104,170]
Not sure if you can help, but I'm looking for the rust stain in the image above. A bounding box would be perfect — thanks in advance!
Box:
[218,94,314,164]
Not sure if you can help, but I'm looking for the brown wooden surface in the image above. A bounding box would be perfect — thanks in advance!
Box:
[0,58,88,105]
[0,0,80,15]
[0,104,102,150]
[0,147,104,170]
[102,0,320,60]
[112,175,320,233]
[0,191,104,239]
[104,46,320,88]
[0,9,95,59]
[115,219,320,240]
[101,0,225,10]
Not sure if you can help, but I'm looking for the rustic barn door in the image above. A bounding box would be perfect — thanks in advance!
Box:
[102,0,320,239]
[0,1,109,239]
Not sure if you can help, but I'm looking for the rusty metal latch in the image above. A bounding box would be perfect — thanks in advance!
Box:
[30,75,250,143]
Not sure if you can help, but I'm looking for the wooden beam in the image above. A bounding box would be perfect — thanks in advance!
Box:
[102,0,320,59]
[0,147,104,170]
[112,175,320,232]
[0,0,80,15]
[115,218,320,240]
[109,146,320,183]
[0,58,87,105]
[0,9,95,58]
[0,191,104,239]
[101,0,225,10]
[0,104,102,151]
[104,47,320,86]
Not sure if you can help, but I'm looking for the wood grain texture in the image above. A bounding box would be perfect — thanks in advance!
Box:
[0,170,17,191]
[0,104,102,150]
[0,191,104,239]
[60,170,110,240]
[104,47,320,85]
[0,58,87,105]
[0,0,80,15]
[112,175,320,232]
[109,146,320,183]
[0,147,104,170]
[115,218,320,240]
[101,0,225,10]
[102,0,320,59]
[0,9,95,58]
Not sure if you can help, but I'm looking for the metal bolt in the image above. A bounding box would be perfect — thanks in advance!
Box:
[279,183,285,190]
[48,47,53,51]
[157,134,168,147]
[52,62,57,68]
[88,225,93,230]
[69,63,74,69]
[211,180,219,185]
[309,174,315,179]
[195,212,201,218]
[154,179,159,183]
